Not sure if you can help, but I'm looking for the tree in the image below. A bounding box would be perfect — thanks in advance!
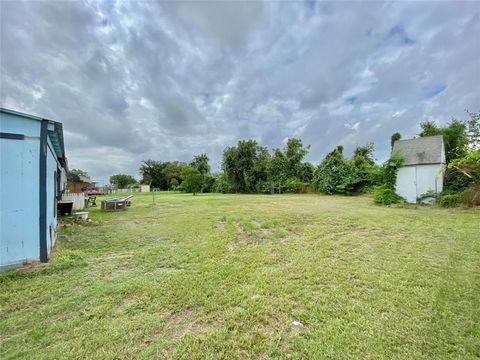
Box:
[110,174,136,189]
[180,166,203,195]
[466,111,480,150]
[350,143,380,192]
[139,160,168,189]
[298,162,315,182]
[170,178,179,190]
[269,148,288,182]
[268,138,311,184]
[285,138,310,177]
[70,168,89,177]
[313,146,353,194]
[190,154,210,175]
[419,120,468,163]
[390,132,401,150]
[447,150,480,206]
[419,121,442,137]
[222,140,269,193]
[442,120,468,163]
[162,161,187,189]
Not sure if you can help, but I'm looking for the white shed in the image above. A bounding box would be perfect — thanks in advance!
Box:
[392,135,445,203]
[139,184,150,192]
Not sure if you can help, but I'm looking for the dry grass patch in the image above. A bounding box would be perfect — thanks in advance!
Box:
[168,307,221,339]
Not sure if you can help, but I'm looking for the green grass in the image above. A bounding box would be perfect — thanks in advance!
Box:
[1,193,479,359]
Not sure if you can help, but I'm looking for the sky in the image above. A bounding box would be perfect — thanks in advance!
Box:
[1,1,479,184]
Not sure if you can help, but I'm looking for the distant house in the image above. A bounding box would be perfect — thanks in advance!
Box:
[392,135,445,203]
[67,173,92,193]
[0,108,67,270]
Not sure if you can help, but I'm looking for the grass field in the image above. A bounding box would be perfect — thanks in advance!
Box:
[1,193,479,359]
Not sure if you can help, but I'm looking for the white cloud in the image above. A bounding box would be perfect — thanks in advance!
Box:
[1,1,479,179]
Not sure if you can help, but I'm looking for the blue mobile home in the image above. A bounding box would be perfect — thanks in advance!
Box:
[0,108,67,270]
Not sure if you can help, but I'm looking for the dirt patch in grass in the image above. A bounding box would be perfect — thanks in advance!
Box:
[228,219,290,251]
[228,222,250,251]
[228,218,290,250]
[167,307,221,339]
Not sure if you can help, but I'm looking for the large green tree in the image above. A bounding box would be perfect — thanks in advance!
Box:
[162,161,187,189]
[222,140,269,193]
[139,160,168,189]
[70,168,89,177]
[190,154,210,175]
[110,174,136,189]
[313,146,353,194]
[419,120,468,163]
[269,138,311,182]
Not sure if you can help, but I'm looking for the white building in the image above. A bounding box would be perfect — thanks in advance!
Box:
[139,184,150,192]
[393,135,445,204]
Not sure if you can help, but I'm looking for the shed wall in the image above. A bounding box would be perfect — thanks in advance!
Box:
[0,120,41,268]
[1,112,65,269]
[396,164,444,203]
[1,112,40,136]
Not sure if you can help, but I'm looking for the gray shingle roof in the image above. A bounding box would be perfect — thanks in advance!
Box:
[392,135,445,166]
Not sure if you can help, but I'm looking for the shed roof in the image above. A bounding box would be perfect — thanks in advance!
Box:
[392,135,444,166]
[0,107,67,168]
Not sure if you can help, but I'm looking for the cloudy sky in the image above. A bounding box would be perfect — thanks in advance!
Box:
[1,1,479,183]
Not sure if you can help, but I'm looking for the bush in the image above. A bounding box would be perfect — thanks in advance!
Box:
[463,184,480,206]
[373,186,404,205]
[438,193,462,208]
[284,178,309,193]
[212,173,235,194]
[201,174,216,193]
[255,180,274,194]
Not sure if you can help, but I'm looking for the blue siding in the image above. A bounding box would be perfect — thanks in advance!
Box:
[0,137,40,266]
[1,111,65,270]
[0,112,40,137]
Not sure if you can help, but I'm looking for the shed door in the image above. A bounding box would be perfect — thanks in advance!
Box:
[396,167,417,203]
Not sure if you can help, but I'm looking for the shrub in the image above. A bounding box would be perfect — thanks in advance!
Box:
[438,193,462,208]
[284,178,309,193]
[255,180,274,194]
[463,184,480,206]
[212,173,235,194]
[201,174,216,193]
[373,185,404,205]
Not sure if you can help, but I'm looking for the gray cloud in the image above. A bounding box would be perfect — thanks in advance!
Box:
[1,0,479,184]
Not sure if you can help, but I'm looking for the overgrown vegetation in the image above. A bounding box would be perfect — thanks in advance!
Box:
[373,185,404,205]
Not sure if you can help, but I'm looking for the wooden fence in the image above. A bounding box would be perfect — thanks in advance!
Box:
[61,193,85,210]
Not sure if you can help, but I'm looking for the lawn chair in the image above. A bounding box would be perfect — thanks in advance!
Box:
[88,196,97,207]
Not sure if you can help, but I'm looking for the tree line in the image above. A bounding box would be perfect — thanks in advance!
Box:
[101,111,479,205]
